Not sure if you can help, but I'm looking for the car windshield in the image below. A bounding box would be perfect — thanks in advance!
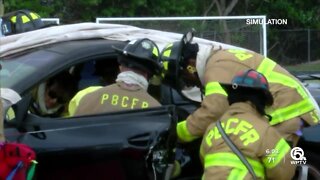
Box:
[1,59,36,88]
[0,50,56,89]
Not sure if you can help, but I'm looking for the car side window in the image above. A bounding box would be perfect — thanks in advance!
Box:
[74,58,119,90]
[76,61,101,90]
[28,70,78,118]
[27,57,120,118]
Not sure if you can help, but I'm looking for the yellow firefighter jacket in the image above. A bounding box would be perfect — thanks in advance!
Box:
[177,49,320,144]
[200,102,296,180]
[69,81,161,116]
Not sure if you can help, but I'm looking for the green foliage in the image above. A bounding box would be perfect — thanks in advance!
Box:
[3,0,200,23]
[246,0,320,28]
[285,61,320,72]
[3,0,318,28]
[4,0,55,17]
[3,0,319,62]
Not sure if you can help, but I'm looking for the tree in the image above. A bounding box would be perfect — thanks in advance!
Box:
[3,0,319,63]
[201,0,239,43]
[244,0,320,63]
[0,0,4,16]
[3,0,199,23]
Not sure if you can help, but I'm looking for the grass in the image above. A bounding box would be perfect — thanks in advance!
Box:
[284,60,320,73]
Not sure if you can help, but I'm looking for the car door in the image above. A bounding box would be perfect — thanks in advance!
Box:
[5,100,177,180]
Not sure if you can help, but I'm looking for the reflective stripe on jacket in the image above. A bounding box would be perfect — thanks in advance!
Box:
[200,102,296,180]
[68,86,103,116]
[204,152,265,179]
[257,57,317,125]
[70,82,161,116]
[177,49,320,142]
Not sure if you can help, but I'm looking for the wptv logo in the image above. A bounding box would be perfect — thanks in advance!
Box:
[290,147,307,165]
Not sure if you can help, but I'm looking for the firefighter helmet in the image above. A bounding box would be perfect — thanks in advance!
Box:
[161,30,203,103]
[160,30,199,88]
[160,42,182,86]
[231,69,274,106]
[0,9,45,36]
[113,38,161,75]
[161,41,199,78]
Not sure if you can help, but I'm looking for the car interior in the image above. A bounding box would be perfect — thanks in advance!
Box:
[8,54,202,179]
[25,55,196,119]
[73,57,120,90]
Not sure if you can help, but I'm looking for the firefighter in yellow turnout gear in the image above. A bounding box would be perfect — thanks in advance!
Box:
[161,38,320,147]
[200,70,295,180]
[69,38,162,116]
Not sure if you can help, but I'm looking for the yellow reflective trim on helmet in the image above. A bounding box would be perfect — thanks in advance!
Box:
[176,120,199,142]
[205,82,227,96]
[29,12,40,20]
[262,138,290,169]
[10,15,31,23]
[163,61,169,70]
[257,57,318,125]
[10,12,40,24]
[162,43,173,57]
[204,152,265,179]
[10,16,17,23]
[21,15,31,23]
[163,49,171,58]
[152,46,159,57]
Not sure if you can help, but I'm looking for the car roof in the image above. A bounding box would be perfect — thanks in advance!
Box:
[0,22,246,97]
[5,38,124,59]
[0,22,244,58]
